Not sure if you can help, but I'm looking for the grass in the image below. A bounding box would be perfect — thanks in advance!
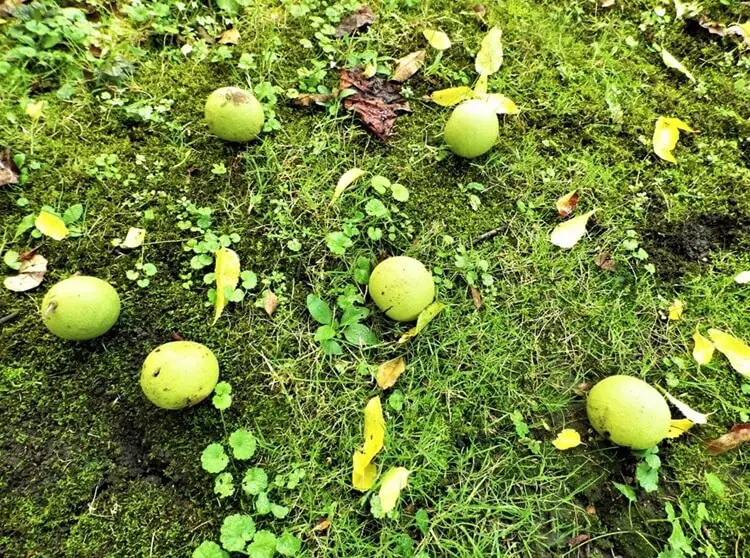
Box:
[2,0,750,556]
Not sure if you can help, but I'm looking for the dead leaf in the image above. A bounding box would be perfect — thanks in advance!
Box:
[706,423,750,456]
[263,290,278,316]
[550,210,596,249]
[668,299,684,321]
[555,190,579,218]
[334,5,374,38]
[35,210,69,240]
[391,50,425,82]
[398,301,446,344]
[0,0,25,16]
[331,167,366,204]
[594,252,616,272]
[727,23,750,45]
[661,390,709,424]
[291,93,334,107]
[479,93,519,115]
[0,151,19,187]
[474,73,488,96]
[218,28,240,45]
[600,0,614,6]
[552,429,582,450]
[694,16,726,36]
[312,518,331,532]
[339,68,410,141]
[692,329,715,365]
[121,227,146,249]
[430,86,474,107]
[734,271,750,284]
[653,116,694,163]
[475,26,503,76]
[660,47,696,82]
[376,356,406,389]
[568,534,590,547]
[378,467,410,514]
[423,29,451,50]
[666,418,695,438]
[708,328,750,378]
[353,396,385,491]
[3,253,47,292]
[25,101,44,120]
[213,248,241,325]
[469,286,482,309]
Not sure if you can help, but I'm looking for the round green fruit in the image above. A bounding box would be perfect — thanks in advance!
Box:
[586,375,671,450]
[204,86,265,142]
[41,276,121,341]
[443,99,499,158]
[369,256,435,322]
[140,341,220,410]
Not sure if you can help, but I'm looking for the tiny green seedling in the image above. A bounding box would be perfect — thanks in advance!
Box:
[306,293,378,355]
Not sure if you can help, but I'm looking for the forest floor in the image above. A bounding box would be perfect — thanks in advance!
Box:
[1,0,750,557]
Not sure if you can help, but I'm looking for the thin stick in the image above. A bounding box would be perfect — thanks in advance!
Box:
[472,227,503,245]
[0,312,19,325]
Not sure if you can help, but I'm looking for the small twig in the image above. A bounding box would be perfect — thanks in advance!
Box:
[472,227,503,246]
[0,312,19,325]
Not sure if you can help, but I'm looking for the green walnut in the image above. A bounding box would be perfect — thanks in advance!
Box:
[140,341,219,410]
[204,86,265,142]
[41,276,121,341]
[369,256,435,322]
[586,375,671,450]
[443,99,499,158]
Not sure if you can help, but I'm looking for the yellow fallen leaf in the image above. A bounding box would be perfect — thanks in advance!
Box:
[661,47,696,82]
[362,396,385,459]
[352,450,378,491]
[3,254,47,292]
[708,328,750,378]
[121,227,146,249]
[398,301,446,344]
[212,248,240,325]
[727,23,750,45]
[653,116,694,163]
[666,418,695,438]
[479,93,519,115]
[331,167,365,204]
[692,330,715,365]
[555,190,579,218]
[475,26,503,76]
[668,299,684,321]
[552,428,582,450]
[430,86,474,107]
[378,467,410,514]
[423,29,451,50]
[363,62,377,78]
[25,101,44,120]
[218,28,241,44]
[734,271,750,284]
[35,210,68,240]
[661,390,709,424]
[391,50,426,82]
[376,356,406,390]
[474,73,488,96]
[550,210,596,249]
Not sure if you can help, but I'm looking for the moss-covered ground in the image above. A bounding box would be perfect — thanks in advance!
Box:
[2,0,750,556]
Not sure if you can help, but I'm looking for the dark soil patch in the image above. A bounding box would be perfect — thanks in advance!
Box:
[643,213,750,280]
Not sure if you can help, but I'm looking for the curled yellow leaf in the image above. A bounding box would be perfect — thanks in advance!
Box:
[475,26,503,76]
[35,210,69,240]
[391,50,426,82]
[555,190,579,218]
[212,248,240,325]
[376,356,406,390]
[423,29,451,50]
[668,299,684,321]
[692,330,715,365]
[550,210,596,249]
[653,116,694,163]
[398,301,446,344]
[552,428,582,450]
[708,328,750,378]
[666,418,695,438]
[352,396,385,492]
[430,86,474,107]
[331,167,365,204]
[378,467,410,514]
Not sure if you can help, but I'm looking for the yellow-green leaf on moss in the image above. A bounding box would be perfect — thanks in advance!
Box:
[474,73,488,96]
[708,328,750,378]
[423,29,451,50]
[352,396,385,492]
[398,302,446,344]
[475,26,503,76]
[376,356,406,390]
[666,418,694,438]
[692,330,715,365]
[35,210,68,240]
[480,93,519,115]
[392,50,426,82]
[352,450,378,491]
[552,428,582,450]
[213,247,240,325]
[550,210,596,249]
[378,467,410,514]
[653,117,694,163]
[430,86,474,107]
[660,47,696,82]
[331,167,366,204]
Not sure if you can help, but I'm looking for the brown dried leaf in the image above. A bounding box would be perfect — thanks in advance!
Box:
[555,190,579,218]
[263,290,278,316]
[291,93,334,107]
[218,28,241,45]
[568,534,590,547]
[312,518,331,532]
[3,254,48,292]
[334,5,374,38]
[0,151,19,187]
[706,423,750,455]
[391,50,425,82]
[0,0,25,16]
[469,286,483,309]
[375,356,406,390]
[726,23,750,45]
[695,15,726,36]
[339,68,411,141]
[594,252,616,272]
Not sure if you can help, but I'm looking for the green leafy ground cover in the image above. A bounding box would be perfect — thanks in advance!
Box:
[1,0,750,556]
